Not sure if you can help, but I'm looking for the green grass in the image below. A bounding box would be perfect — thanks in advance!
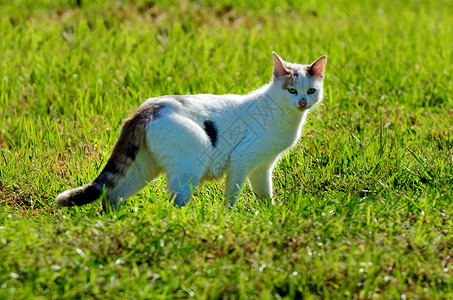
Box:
[1,0,453,298]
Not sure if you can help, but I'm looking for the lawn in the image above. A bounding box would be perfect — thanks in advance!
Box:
[1,0,452,298]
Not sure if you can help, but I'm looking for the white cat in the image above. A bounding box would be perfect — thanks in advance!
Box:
[56,52,327,209]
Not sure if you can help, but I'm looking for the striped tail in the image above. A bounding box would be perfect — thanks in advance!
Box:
[55,182,105,207]
[55,103,159,207]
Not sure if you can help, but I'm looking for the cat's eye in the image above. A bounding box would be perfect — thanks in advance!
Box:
[287,88,298,95]
[307,88,316,95]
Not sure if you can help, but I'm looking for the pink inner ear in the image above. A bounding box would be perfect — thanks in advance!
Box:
[311,56,327,78]
[273,52,290,78]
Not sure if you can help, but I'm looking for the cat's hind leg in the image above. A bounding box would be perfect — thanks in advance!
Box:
[105,146,161,210]
[145,113,211,207]
[167,163,203,206]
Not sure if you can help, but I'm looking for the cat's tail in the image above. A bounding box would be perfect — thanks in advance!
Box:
[55,182,105,207]
[56,107,154,207]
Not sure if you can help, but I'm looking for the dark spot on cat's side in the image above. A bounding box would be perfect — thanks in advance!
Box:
[203,120,218,147]
[125,144,140,159]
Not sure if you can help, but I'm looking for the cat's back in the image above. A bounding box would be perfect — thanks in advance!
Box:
[138,93,245,122]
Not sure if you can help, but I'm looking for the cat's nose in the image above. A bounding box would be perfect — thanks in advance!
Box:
[299,99,307,107]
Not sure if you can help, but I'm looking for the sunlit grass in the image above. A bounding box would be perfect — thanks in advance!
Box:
[1,0,452,298]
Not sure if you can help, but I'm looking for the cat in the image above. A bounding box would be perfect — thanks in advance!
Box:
[56,52,327,210]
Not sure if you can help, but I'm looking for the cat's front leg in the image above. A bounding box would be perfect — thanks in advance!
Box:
[248,158,276,200]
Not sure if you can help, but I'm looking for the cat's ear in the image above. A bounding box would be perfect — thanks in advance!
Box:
[309,56,327,79]
[273,52,291,78]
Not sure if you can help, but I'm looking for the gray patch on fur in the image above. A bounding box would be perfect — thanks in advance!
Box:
[135,101,165,120]
[173,95,188,105]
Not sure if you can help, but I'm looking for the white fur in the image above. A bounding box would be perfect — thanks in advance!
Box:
[109,54,326,207]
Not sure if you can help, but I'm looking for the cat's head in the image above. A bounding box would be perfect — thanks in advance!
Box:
[272,52,327,111]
